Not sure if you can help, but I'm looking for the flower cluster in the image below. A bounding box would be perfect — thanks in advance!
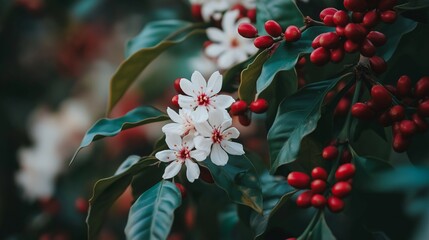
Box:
[156,71,245,182]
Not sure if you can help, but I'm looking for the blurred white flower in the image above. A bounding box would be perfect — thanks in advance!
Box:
[155,134,207,182]
[205,10,258,69]
[194,109,244,166]
[190,0,256,22]
[178,71,235,123]
[162,107,196,136]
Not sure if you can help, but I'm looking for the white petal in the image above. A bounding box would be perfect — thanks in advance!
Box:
[165,134,182,150]
[190,149,208,161]
[210,143,229,166]
[218,50,236,69]
[221,140,245,155]
[155,150,177,162]
[234,48,248,63]
[180,78,198,97]
[206,27,227,43]
[166,107,183,123]
[162,123,184,135]
[208,109,225,128]
[182,134,195,149]
[191,71,207,94]
[191,106,209,123]
[194,122,213,137]
[206,71,223,97]
[242,41,258,55]
[178,95,197,109]
[205,44,226,58]
[222,127,239,139]
[222,10,240,36]
[185,160,200,183]
[211,95,235,109]
[194,136,213,152]
[162,161,182,179]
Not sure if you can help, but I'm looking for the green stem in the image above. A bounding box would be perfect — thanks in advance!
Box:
[338,72,362,140]
[298,210,323,240]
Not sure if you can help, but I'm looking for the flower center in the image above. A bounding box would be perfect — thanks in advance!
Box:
[230,38,239,48]
[177,147,190,161]
[197,93,210,106]
[211,129,223,143]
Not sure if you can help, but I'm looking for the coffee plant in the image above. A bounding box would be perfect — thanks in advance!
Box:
[72,0,429,239]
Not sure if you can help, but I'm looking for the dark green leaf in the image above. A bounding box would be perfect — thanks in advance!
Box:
[369,166,429,191]
[72,106,169,163]
[268,78,342,173]
[407,131,429,165]
[256,0,304,34]
[307,214,336,240]
[202,155,263,213]
[395,1,429,23]
[238,50,270,103]
[223,55,256,92]
[353,156,393,189]
[125,181,181,240]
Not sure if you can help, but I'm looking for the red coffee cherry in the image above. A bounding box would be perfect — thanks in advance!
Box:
[230,100,248,115]
[380,10,397,23]
[389,105,406,121]
[366,31,387,47]
[322,145,339,160]
[319,32,340,49]
[175,183,187,198]
[396,75,412,97]
[344,0,368,12]
[418,100,429,117]
[296,190,313,208]
[369,56,387,74]
[172,95,180,108]
[311,179,327,193]
[378,111,393,127]
[331,181,352,198]
[312,35,322,49]
[247,8,256,22]
[238,23,258,38]
[310,47,330,66]
[330,47,345,63]
[75,197,89,214]
[254,36,274,49]
[344,40,361,53]
[327,196,345,213]
[360,38,376,57]
[191,4,202,21]
[323,15,336,26]
[333,10,349,26]
[287,172,311,189]
[238,114,251,126]
[311,194,327,208]
[296,56,306,68]
[352,12,365,23]
[415,76,429,99]
[335,163,356,181]
[264,20,283,37]
[320,8,338,21]
[174,78,184,94]
[334,97,351,117]
[344,23,367,43]
[392,133,410,152]
[400,120,417,136]
[284,25,301,42]
[311,167,328,180]
[200,167,214,183]
[336,26,346,36]
[231,4,247,17]
[286,238,297,240]
[378,0,398,11]
[249,98,269,113]
[351,103,376,120]
[371,85,392,110]
[341,149,353,163]
[412,113,429,132]
[362,10,379,28]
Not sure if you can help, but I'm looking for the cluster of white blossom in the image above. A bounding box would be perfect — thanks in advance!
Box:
[190,0,255,22]
[155,71,245,182]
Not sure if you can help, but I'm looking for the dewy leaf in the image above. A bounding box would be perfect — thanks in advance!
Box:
[71,106,169,163]
[238,50,270,103]
[256,26,334,96]
[256,0,304,34]
[307,214,336,240]
[202,155,263,213]
[87,156,160,240]
[268,77,342,173]
[107,28,205,114]
[125,181,182,240]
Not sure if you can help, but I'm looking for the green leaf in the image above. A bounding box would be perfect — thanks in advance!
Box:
[395,1,429,23]
[353,156,393,189]
[87,156,160,240]
[268,78,342,173]
[125,20,193,57]
[307,214,336,240]
[71,106,169,163]
[238,50,270,103]
[125,181,182,240]
[256,27,334,96]
[369,166,429,191]
[202,155,263,213]
[107,28,205,113]
[407,131,429,165]
[256,0,304,34]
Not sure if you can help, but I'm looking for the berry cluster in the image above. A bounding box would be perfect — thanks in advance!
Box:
[351,76,429,152]
[171,78,185,108]
[238,20,301,50]
[310,0,397,68]
[230,98,269,126]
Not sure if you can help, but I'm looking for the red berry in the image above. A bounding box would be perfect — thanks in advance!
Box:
[327,196,345,213]
[310,47,330,66]
[238,114,251,126]
[385,84,397,95]
[191,4,202,21]
[296,56,306,68]
[415,76,429,99]
[249,98,269,113]
[336,26,345,36]
[351,102,376,120]
[287,172,311,189]
[331,181,352,198]
[322,145,339,160]
[412,113,429,132]
[284,25,301,42]
[311,167,328,180]
[254,36,274,49]
[264,20,283,37]
[174,78,184,94]
[200,167,214,183]
[247,8,256,22]
[312,35,321,49]
[344,40,361,53]
[392,133,410,152]
[311,179,327,193]
[238,23,258,38]
[344,0,368,11]
[335,163,356,181]
[75,197,89,214]
[378,0,397,11]
[341,149,353,163]
[371,85,392,110]
[396,75,412,97]
[172,95,180,108]
[378,111,393,127]
[319,32,340,49]
[323,15,336,26]
[175,183,187,198]
[418,100,429,117]
[230,100,248,115]
[333,10,349,26]
[362,10,379,28]
[360,38,376,57]
[296,190,313,208]
[380,10,397,23]
[311,194,327,208]
[367,31,387,47]
[369,56,387,74]
[400,120,417,136]
[389,105,405,121]
[286,238,297,240]
[344,23,367,43]
[334,97,351,117]
[231,4,247,17]
[320,8,338,21]
[330,47,345,63]
[352,12,365,23]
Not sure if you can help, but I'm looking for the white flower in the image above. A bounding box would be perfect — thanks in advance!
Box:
[194,109,244,166]
[155,134,208,182]
[178,71,235,123]
[205,10,258,69]
[192,0,256,22]
[162,107,196,136]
